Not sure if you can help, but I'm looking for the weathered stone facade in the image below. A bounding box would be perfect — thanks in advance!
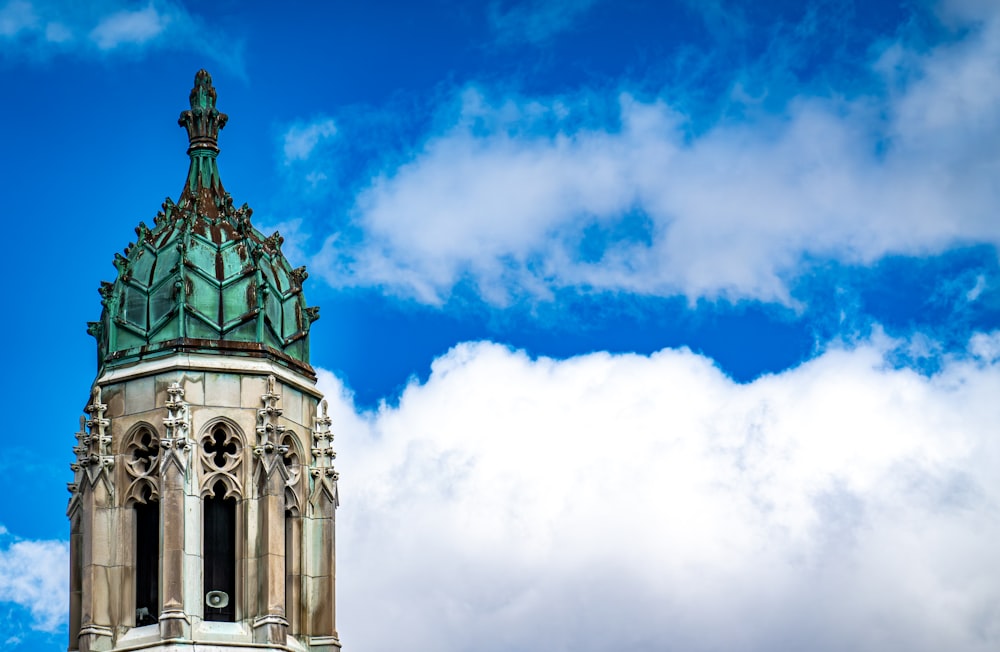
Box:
[67,72,340,652]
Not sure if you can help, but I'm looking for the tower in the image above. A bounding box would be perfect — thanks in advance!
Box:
[66,71,341,652]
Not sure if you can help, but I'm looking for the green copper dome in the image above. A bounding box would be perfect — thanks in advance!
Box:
[88,70,319,377]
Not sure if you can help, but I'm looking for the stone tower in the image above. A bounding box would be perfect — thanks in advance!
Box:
[66,71,341,652]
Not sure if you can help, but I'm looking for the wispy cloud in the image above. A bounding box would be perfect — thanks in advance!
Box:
[0,529,68,633]
[489,0,601,45]
[0,1,36,38]
[0,0,243,72]
[282,118,338,165]
[322,331,1000,651]
[302,3,1000,307]
[89,3,167,50]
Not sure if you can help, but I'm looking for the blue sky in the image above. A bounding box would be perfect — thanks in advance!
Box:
[2,0,1000,649]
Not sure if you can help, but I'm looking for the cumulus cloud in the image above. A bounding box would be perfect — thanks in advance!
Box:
[320,334,1000,652]
[311,4,1000,306]
[0,531,68,632]
[0,0,241,70]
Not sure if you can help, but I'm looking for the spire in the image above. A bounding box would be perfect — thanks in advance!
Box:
[178,70,228,206]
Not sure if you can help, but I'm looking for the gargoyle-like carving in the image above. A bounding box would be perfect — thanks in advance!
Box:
[290,266,308,289]
[263,231,283,253]
[234,203,252,233]
[113,252,130,279]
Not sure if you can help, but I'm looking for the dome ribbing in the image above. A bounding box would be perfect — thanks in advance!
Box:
[88,70,319,377]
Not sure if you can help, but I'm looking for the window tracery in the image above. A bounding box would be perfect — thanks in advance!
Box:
[199,422,243,499]
[123,426,160,506]
[282,432,303,515]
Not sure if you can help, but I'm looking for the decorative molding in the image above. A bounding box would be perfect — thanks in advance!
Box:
[254,375,289,483]
[161,382,192,475]
[309,399,339,510]
[67,416,87,496]
[97,354,322,397]
[79,386,114,495]
[252,614,290,629]
[79,624,113,638]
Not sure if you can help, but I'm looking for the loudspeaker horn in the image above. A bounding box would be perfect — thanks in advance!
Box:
[205,590,230,609]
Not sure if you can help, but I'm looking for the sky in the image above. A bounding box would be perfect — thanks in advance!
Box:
[1,0,1000,649]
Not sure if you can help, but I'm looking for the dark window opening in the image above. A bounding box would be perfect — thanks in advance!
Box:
[135,488,159,626]
[204,480,236,622]
[285,509,293,621]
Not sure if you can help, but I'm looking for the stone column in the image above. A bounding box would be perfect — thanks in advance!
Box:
[253,376,289,645]
[67,416,86,651]
[305,399,341,650]
[285,512,302,636]
[68,510,82,650]
[78,387,115,652]
[158,383,192,639]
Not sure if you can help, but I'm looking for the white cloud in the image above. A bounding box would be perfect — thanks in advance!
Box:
[312,5,1000,305]
[489,0,602,45]
[0,1,36,38]
[282,118,338,165]
[89,3,166,50]
[319,334,1000,651]
[0,1,241,70]
[0,533,68,632]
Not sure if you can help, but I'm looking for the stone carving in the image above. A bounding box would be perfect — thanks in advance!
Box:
[79,386,114,494]
[161,382,192,475]
[123,426,160,506]
[255,375,289,482]
[309,399,339,510]
[66,416,87,511]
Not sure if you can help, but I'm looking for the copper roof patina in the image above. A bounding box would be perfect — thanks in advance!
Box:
[88,70,319,378]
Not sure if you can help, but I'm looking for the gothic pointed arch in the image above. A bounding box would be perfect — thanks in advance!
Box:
[282,431,304,516]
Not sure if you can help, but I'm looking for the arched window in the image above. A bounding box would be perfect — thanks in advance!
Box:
[282,433,302,632]
[134,486,159,626]
[200,423,242,622]
[204,479,236,622]
[124,426,160,626]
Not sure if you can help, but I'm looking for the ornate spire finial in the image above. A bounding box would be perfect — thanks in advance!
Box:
[178,69,228,154]
[177,70,228,207]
